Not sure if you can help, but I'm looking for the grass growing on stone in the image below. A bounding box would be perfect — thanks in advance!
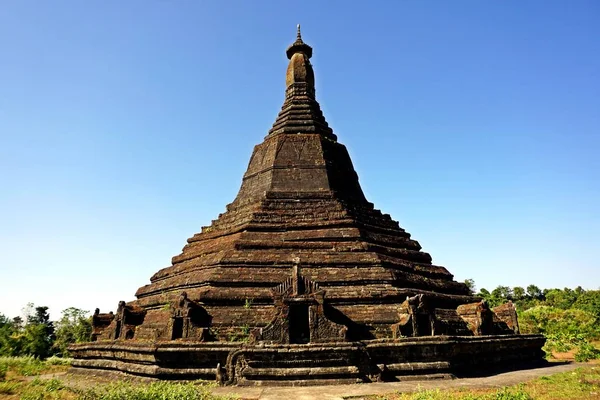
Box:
[373,364,600,400]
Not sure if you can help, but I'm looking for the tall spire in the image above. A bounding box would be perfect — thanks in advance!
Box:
[268,26,335,139]
[286,24,312,60]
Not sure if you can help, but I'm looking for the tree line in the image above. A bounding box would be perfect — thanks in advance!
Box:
[0,305,91,358]
[465,280,600,361]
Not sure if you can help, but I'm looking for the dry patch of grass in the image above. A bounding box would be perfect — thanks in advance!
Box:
[370,365,600,400]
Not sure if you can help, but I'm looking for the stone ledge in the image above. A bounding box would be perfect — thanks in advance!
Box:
[70,334,545,386]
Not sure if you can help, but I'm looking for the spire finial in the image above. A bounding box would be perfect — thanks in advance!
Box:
[286,24,312,59]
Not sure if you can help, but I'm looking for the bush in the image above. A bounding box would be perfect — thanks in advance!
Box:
[575,341,600,362]
[45,356,72,366]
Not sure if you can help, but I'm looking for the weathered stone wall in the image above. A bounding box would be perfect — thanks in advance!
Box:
[70,335,546,385]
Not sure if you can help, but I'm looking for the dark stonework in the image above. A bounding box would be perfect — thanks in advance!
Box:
[71,26,545,385]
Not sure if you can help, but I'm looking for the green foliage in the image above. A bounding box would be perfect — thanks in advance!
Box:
[575,341,600,362]
[0,356,66,377]
[45,356,72,366]
[573,289,600,318]
[463,279,476,295]
[544,288,578,309]
[512,286,525,301]
[53,308,92,357]
[22,323,55,359]
[525,285,543,300]
[0,380,21,395]
[244,298,253,309]
[20,378,70,400]
[0,362,6,381]
[518,306,598,337]
[518,305,600,359]
[384,385,533,399]
[470,280,600,361]
[1,305,93,359]
[78,380,227,400]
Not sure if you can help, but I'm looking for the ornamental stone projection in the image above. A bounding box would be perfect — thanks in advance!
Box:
[71,27,545,385]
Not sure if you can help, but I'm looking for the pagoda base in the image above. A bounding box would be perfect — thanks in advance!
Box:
[70,335,545,386]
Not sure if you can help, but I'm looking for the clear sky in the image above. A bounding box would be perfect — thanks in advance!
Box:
[1,1,598,320]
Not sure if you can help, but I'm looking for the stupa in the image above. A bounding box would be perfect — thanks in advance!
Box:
[71,27,545,385]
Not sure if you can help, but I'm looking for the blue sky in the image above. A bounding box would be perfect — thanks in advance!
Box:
[1,1,598,320]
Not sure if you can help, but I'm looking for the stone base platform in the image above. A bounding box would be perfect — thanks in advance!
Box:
[70,335,545,386]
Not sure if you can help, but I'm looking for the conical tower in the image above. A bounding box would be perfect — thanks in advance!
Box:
[74,28,545,384]
[123,26,474,341]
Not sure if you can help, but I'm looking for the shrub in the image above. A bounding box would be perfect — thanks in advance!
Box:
[45,356,72,366]
[575,341,600,362]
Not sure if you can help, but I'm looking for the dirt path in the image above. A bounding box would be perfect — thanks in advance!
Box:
[210,363,583,400]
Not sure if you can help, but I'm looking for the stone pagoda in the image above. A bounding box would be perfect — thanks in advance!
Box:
[71,27,545,385]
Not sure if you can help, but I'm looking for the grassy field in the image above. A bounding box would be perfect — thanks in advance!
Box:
[0,356,232,400]
[1,357,599,399]
[371,363,600,400]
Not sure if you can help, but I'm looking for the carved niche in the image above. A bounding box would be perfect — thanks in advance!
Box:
[492,301,520,334]
[456,300,495,336]
[252,265,347,344]
[392,294,436,338]
[91,308,114,342]
[111,301,146,340]
[169,292,212,341]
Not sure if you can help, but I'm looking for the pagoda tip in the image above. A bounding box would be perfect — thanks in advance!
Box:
[297,24,302,40]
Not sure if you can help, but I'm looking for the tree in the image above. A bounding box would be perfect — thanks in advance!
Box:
[464,279,476,295]
[484,285,513,307]
[513,286,526,301]
[11,316,23,331]
[477,288,491,302]
[545,288,578,310]
[526,285,544,300]
[53,308,92,357]
[18,303,55,358]
[573,290,600,319]
[0,314,14,356]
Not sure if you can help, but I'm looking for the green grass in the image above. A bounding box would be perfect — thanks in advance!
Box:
[0,379,22,395]
[374,386,534,400]
[0,379,232,400]
[78,381,231,400]
[0,357,232,399]
[20,378,72,400]
[0,355,72,377]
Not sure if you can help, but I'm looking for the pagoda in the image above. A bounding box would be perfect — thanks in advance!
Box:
[71,27,545,385]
